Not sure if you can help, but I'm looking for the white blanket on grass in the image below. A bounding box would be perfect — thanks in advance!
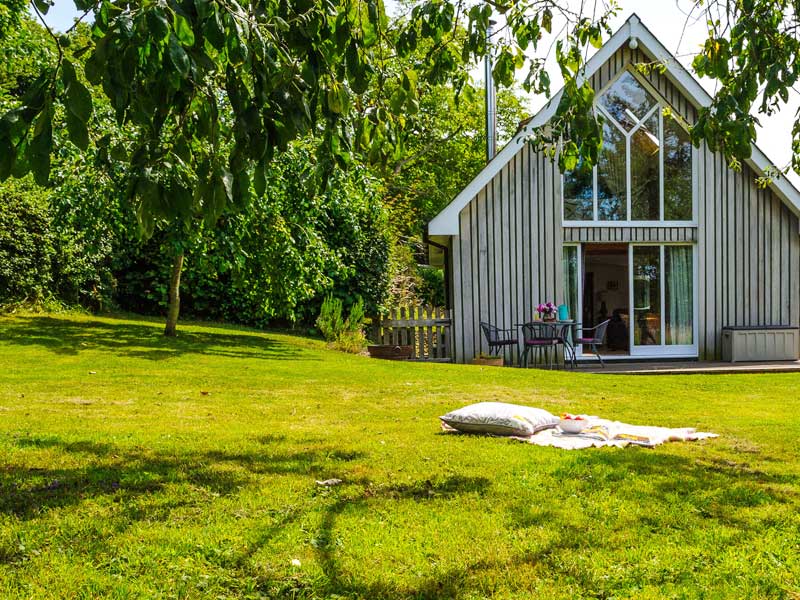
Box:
[443,416,718,449]
[512,416,718,449]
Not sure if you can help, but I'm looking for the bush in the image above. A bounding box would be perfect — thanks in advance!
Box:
[417,265,446,307]
[316,295,345,342]
[344,297,365,333]
[317,295,367,353]
[0,179,55,304]
[0,178,118,311]
[334,330,367,354]
[112,141,392,328]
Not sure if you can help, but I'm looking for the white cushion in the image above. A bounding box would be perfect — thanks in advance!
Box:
[440,402,559,437]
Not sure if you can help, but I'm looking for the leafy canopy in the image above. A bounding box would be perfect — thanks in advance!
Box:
[689,0,800,179]
[0,0,617,238]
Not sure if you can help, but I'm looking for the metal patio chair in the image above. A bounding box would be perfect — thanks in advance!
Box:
[521,322,563,369]
[575,319,611,367]
[479,321,519,363]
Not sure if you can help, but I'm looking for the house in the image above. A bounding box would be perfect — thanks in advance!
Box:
[428,14,800,363]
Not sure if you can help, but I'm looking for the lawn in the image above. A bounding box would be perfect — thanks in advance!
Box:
[0,312,798,599]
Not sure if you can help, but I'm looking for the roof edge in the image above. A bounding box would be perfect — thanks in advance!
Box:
[429,13,800,236]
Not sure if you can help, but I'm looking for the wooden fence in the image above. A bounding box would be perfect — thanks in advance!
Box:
[372,306,453,362]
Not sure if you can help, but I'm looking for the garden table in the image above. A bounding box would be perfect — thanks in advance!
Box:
[514,320,580,369]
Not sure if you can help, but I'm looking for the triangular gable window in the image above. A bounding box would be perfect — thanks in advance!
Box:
[563,69,693,223]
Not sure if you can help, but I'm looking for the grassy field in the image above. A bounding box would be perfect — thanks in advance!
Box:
[0,312,798,599]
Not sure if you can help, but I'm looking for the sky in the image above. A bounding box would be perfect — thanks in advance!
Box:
[37,1,800,186]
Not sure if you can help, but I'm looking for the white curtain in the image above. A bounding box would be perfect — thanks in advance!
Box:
[666,246,693,345]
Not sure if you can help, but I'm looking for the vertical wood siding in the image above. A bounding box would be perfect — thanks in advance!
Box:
[696,152,800,359]
[452,145,562,363]
[448,42,800,363]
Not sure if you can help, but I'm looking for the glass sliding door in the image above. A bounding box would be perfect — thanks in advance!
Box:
[562,245,580,322]
[629,244,696,355]
[665,246,693,345]
[632,246,661,346]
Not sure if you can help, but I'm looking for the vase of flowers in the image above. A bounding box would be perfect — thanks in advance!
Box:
[536,302,557,321]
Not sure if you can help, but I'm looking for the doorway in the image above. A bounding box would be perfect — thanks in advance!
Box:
[582,244,630,355]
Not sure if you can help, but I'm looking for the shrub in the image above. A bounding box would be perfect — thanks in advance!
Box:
[344,296,365,333]
[334,329,367,354]
[417,265,446,307]
[317,295,367,353]
[0,179,55,305]
[112,141,392,328]
[316,295,345,342]
[0,178,118,311]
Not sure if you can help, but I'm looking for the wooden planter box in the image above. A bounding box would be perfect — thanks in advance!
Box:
[471,356,504,367]
[367,345,413,360]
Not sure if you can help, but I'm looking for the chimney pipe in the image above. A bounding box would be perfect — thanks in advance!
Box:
[485,20,497,162]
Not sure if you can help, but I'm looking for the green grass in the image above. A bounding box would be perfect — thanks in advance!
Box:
[0,312,798,599]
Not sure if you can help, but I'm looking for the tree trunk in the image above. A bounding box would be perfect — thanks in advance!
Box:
[164,251,184,337]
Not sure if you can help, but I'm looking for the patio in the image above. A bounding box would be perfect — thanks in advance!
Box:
[578,359,800,375]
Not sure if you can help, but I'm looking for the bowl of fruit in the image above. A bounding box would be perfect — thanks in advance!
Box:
[559,413,588,434]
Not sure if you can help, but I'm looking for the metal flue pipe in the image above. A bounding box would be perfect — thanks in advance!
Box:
[484,20,497,162]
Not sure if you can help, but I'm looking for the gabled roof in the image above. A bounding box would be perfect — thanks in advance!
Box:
[429,13,800,236]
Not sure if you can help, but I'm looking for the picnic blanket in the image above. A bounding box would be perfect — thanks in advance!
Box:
[511,416,718,449]
[443,416,718,449]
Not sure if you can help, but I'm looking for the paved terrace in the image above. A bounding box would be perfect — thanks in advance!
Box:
[577,360,800,375]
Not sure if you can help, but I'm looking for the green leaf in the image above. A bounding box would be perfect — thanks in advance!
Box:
[28,122,52,186]
[327,84,343,114]
[253,162,266,196]
[146,9,170,42]
[194,0,213,20]
[389,89,406,113]
[0,134,14,181]
[83,52,103,85]
[63,64,93,123]
[32,0,53,15]
[168,34,190,77]
[65,111,89,150]
[135,178,159,238]
[220,166,233,202]
[203,9,225,49]
[173,13,195,47]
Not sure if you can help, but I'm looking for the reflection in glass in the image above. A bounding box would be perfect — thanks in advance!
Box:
[597,122,626,220]
[633,246,661,345]
[631,112,660,220]
[563,159,594,220]
[664,117,693,220]
[666,246,693,345]
[563,246,579,321]
[599,71,657,130]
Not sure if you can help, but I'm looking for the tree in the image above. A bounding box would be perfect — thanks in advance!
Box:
[0,0,617,335]
[688,0,800,181]
[0,0,26,40]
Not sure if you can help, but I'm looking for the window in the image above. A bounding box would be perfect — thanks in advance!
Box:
[665,245,693,344]
[631,244,694,348]
[597,122,626,220]
[564,70,693,223]
[562,246,580,321]
[563,160,593,220]
[664,117,693,220]
[632,246,661,346]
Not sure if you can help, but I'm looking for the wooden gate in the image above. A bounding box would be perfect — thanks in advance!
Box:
[373,306,453,362]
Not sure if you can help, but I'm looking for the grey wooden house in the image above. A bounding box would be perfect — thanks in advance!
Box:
[428,14,800,363]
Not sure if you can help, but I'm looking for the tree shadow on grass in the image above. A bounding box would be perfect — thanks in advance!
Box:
[0,434,363,521]
[3,431,798,597]
[0,316,313,362]
[297,445,799,599]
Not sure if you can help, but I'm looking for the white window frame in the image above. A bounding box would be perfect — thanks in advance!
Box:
[628,242,698,358]
[562,243,583,358]
[562,67,697,228]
